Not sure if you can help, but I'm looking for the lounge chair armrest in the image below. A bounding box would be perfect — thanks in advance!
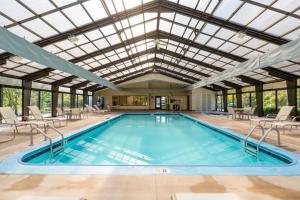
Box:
[292,116,300,122]
[266,114,276,118]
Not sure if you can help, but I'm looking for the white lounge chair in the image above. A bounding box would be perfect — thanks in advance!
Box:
[0,107,49,144]
[93,105,109,113]
[250,106,294,127]
[28,106,67,127]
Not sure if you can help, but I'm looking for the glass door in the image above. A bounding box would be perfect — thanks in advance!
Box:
[155,96,161,109]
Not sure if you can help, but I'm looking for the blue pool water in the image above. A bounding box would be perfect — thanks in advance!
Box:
[23,114,289,166]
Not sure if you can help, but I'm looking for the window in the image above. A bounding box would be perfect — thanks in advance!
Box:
[77,95,83,108]
[112,96,148,106]
[40,91,52,116]
[251,92,256,107]
[63,93,70,108]
[216,95,223,111]
[242,93,250,107]
[263,91,276,114]
[88,96,93,106]
[30,90,39,107]
[3,87,22,116]
[227,94,236,107]
[297,88,300,115]
[277,89,288,110]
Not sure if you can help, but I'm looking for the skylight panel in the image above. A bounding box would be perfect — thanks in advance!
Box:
[231,3,264,25]
[272,0,300,12]
[183,28,194,40]
[244,38,267,49]
[159,20,172,32]
[106,34,121,45]
[83,0,108,21]
[266,16,300,36]
[112,0,125,12]
[202,24,220,35]
[144,13,158,21]
[215,28,235,40]
[195,33,210,44]
[197,0,219,14]
[231,46,252,57]
[171,24,185,37]
[128,14,144,26]
[55,40,75,50]
[85,29,103,40]
[52,0,76,7]
[258,43,278,53]
[218,42,238,52]
[23,18,58,38]
[67,47,86,57]
[207,38,223,49]
[7,25,40,42]
[250,0,273,5]
[121,19,130,29]
[43,45,61,54]
[214,0,243,20]
[284,28,300,40]
[248,10,284,31]
[0,0,34,21]
[175,14,190,25]
[160,13,175,21]
[63,5,92,26]
[43,12,75,32]
[131,23,145,37]
[104,0,116,14]
[57,52,74,60]
[0,15,12,27]
[93,38,110,49]
[145,20,157,33]
[101,25,116,36]
[118,51,128,58]
[22,0,55,14]
[124,0,142,10]
[4,70,27,77]
[179,0,198,8]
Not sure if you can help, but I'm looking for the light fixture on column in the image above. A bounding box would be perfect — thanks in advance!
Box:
[68,34,79,44]
[235,31,246,39]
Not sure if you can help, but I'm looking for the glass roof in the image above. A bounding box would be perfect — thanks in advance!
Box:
[0,0,299,91]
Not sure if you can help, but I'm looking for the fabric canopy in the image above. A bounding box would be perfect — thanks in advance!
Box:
[0,27,120,90]
[189,37,300,90]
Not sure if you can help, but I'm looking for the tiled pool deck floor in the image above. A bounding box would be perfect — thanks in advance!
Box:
[0,111,300,200]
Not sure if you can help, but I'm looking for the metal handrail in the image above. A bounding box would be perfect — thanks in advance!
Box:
[244,124,265,157]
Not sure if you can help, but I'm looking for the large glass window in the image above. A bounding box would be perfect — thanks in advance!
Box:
[40,91,52,116]
[3,87,22,116]
[77,95,83,108]
[242,93,250,107]
[227,94,236,107]
[88,96,93,106]
[251,92,256,108]
[63,93,70,109]
[277,89,288,110]
[297,88,300,114]
[216,95,223,111]
[113,96,148,106]
[263,91,276,114]
[30,90,39,107]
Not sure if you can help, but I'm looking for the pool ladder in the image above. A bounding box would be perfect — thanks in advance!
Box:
[32,125,65,158]
[243,124,267,158]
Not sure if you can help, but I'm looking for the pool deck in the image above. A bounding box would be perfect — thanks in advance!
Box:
[0,111,300,200]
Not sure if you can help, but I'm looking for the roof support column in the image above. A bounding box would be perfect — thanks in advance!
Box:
[22,80,32,121]
[92,92,97,106]
[286,78,297,116]
[83,90,88,108]
[52,86,59,117]
[70,88,76,108]
[0,85,3,123]
[236,88,242,108]
[255,84,264,117]
[222,90,228,112]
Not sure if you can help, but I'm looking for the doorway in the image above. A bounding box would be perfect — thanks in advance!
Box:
[155,96,161,109]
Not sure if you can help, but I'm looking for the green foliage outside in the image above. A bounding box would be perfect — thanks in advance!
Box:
[30,90,39,106]
[63,94,70,108]
[227,94,236,107]
[297,88,300,114]
[3,88,22,115]
[77,95,83,108]
[40,91,52,113]
[242,93,250,107]
[263,91,276,114]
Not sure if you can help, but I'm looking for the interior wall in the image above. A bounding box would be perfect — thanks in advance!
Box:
[191,88,216,111]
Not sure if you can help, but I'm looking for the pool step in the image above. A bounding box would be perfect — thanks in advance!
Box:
[52,145,64,157]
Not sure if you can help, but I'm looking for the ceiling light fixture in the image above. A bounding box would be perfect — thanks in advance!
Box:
[235,31,246,39]
[68,34,79,44]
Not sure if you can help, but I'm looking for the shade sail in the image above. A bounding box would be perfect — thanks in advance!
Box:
[189,37,300,90]
[0,27,120,90]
